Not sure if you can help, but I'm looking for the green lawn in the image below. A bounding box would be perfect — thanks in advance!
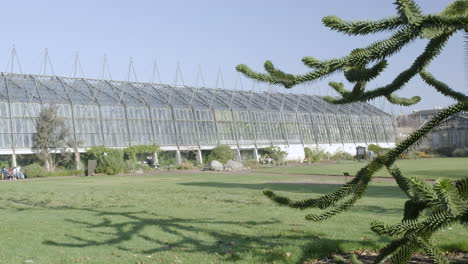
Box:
[0,172,466,263]
[256,158,468,179]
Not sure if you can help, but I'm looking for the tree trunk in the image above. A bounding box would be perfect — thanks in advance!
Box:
[44,158,50,172]
[74,149,81,170]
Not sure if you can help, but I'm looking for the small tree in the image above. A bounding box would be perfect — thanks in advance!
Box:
[207,145,233,164]
[237,1,467,262]
[123,145,160,161]
[263,146,288,164]
[86,146,124,175]
[33,105,70,171]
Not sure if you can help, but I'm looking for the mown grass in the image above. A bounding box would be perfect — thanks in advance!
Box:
[256,157,468,180]
[0,172,466,263]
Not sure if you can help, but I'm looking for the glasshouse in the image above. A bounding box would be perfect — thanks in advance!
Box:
[0,72,396,162]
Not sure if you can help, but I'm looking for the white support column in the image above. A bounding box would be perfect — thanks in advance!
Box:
[152,152,159,166]
[175,150,182,166]
[253,148,259,162]
[11,152,17,167]
[196,148,203,165]
[235,148,241,161]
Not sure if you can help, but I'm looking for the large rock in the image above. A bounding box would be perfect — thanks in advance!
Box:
[224,160,244,171]
[203,160,224,171]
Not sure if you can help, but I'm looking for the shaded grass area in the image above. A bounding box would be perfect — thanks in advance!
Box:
[255,158,468,179]
[0,172,466,263]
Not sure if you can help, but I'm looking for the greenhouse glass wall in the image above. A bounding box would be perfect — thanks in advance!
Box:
[0,73,397,161]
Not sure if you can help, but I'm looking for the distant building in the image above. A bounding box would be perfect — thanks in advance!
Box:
[397,108,468,150]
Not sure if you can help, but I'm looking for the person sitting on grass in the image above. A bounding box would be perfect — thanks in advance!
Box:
[7,167,14,180]
[14,166,25,179]
[1,167,7,180]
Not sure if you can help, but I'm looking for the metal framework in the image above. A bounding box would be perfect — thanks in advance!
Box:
[0,72,397,152]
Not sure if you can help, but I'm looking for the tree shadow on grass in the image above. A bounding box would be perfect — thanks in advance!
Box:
[179,181,407,199]
[10,198,388,263]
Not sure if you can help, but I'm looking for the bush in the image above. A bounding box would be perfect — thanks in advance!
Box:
[23,163,48,178]
[158,151,176,168]
[243,159,259,169]
[434,146,456,157]
[177,162,194,170]
[330,150,354,161]
[304,147,313,163]
[123,160,153,174]
[99,151,125,175]
[367,144,388,155]
[86,146,125,175]
[304,147,329,162]
[263,146,288,164]
[0,160,11,170]
[123,145,160,161]
[207,145,233,164]
[452,147,468,157]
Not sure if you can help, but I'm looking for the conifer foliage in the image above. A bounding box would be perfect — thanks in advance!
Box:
[237,1,467,263]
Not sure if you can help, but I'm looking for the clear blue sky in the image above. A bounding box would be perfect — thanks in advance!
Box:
[0,0,465,113]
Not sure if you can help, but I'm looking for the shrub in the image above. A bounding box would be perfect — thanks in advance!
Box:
[330,150,354,161]
[263,146,288,164]
[304,147,329,162]
[0,160,11,170]
[158,151,176,168]
[123,144,160,161]
[418,151,427,158]
[243,159,259,169]
[177,162,194,170]
[23,163,48,178]
[452,147,468,157]
[207,145,233,164]
[86,147,125,175]
[434,146,455,157]
[123,160,153,174]
[367,144,388,155]
[304,147,313,163]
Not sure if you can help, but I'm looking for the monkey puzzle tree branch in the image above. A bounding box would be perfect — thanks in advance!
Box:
[395,0,423,25]
[324,32,452,105]
[263,102,465,220]
[238,1,467,262]
[420,70,467,101]
[322,16,404,35]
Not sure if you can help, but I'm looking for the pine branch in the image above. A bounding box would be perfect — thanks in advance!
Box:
[420,70,467,101]
[328,82,349,96]
[384,102,465,165]
[403,199,427,221]
[236,64,282,86]
[408,177,438,202]
[385,93,421,106]
[344,60,388,82]
[417,238,450,264]
[387,236,420,264]
[346,26,419,66]
[263,102,464,220]
[371,211,455,237]
[433,178,462,215]
[387,166,412,198]
[305,189,363,221]
[330,32,452,105]
[395,0,423,25]
[322,16,404,35]
[455,177,468,199]
[373,237,409,264]
[264,61,297,87]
